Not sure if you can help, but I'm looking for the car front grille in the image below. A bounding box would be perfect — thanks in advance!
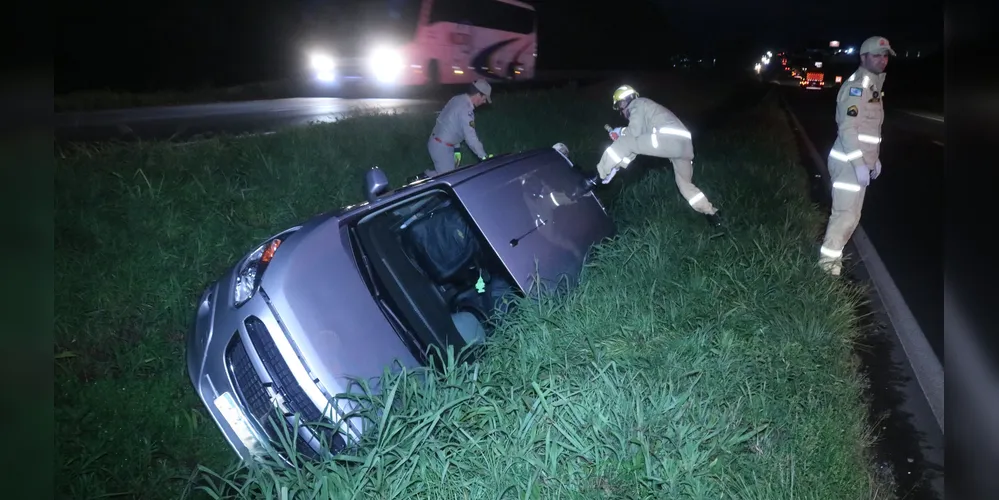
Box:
[226,316,346,461]
[335,58,369,79]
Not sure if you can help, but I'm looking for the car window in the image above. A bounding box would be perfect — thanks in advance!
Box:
[353,188,522,363]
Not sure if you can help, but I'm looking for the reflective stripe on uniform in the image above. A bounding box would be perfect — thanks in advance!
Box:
[820,246,843,258]
[649,127,692,148]
[654,127,692,139]
[833,181,861,192]
[687,192,705,206]
[605,146,622,164]
[857,134,881,144]
[829,148,863,162]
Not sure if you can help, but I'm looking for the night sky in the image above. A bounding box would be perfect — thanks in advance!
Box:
[55,0,942,94]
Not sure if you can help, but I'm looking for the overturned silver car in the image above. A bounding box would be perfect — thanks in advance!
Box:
[186,144,615,463]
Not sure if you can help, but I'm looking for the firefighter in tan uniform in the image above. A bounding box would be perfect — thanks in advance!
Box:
[818,36,895,276]
[425,79,493,177]
[595,85,722,227]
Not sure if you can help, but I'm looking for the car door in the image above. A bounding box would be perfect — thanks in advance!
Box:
[452,149,616,296]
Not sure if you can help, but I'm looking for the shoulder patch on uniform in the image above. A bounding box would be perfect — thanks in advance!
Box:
[846,105,858,117]
[849,87,863,97]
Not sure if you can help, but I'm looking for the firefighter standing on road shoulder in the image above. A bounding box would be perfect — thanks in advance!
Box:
[596,85,722,227]
[818,36,895,276]
[425,79,494,177]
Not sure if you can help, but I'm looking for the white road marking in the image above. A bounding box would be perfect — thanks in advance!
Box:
[903,110,945,123]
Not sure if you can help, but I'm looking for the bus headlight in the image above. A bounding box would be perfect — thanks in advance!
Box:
[311,53,335,72]
[310,53,336,81]
[370,47,403,83]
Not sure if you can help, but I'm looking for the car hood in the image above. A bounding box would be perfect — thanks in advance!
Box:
[258,214,421,398]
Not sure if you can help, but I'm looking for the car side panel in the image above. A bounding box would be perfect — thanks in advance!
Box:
[452,149,616,295]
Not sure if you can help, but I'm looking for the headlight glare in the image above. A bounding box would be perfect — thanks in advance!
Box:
[370,47,403,83]
[311,53,335,72]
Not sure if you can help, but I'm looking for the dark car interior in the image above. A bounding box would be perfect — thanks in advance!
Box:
[353,189,521,365]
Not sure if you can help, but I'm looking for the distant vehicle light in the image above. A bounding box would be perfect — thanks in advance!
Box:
[835,76,843,83]
[815,62,823,68]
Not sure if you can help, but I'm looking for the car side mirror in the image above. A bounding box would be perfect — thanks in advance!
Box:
[552,142,573,166]
[364,167,390,203]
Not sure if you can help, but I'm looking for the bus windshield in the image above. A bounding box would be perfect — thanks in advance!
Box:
[428,0,536,34]
[307,0,423,46]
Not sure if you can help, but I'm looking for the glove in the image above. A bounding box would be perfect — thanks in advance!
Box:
[854,164,871,187]
[609,127,623,141]
[601,166,621,184]
[871,160,882,180]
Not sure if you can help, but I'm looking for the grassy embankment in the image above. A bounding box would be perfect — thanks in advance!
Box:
[55,74,891,499]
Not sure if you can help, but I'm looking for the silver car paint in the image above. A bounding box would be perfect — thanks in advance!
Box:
[187,146,616,462]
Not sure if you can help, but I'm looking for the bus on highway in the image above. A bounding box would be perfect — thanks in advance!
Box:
[306,0,538,87]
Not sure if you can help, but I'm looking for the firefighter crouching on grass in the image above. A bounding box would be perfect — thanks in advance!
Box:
[818,36,895,276]
[425,79,494,177]
[596,85,722,228]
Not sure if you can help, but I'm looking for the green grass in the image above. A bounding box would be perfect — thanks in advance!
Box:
[55,79,890,499]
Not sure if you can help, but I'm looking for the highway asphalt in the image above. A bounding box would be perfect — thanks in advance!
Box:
[54,97,440,143]
[52,74,614,144]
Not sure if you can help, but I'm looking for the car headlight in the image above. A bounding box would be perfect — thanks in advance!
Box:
[369,47,403,82]
[233,228,299,307]
[311,53,336,81]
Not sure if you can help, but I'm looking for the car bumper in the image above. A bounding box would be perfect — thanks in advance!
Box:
[186,279,349,463]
